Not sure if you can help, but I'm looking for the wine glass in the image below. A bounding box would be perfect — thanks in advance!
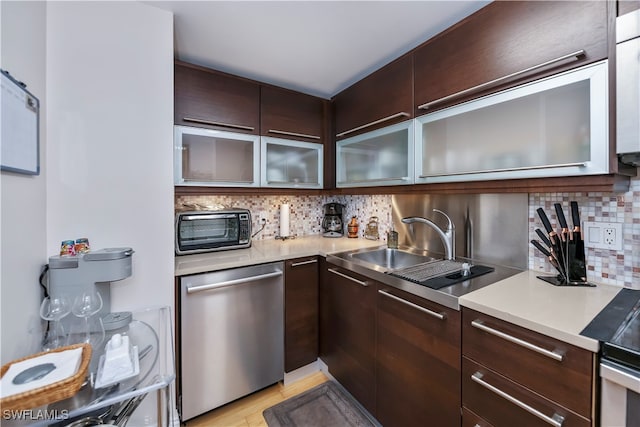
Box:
[40,296,71,350]
[71,290,104,348]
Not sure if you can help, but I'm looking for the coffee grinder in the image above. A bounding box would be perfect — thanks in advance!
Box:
[48,247,135,331]
[322,203,344,238]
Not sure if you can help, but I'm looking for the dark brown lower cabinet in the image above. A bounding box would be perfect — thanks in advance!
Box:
[462,407,493,427]
[462,358,590,427]
[376,285,461,427]
[284,257,319,373]
[462,308,595,427]
[321,263,377,415]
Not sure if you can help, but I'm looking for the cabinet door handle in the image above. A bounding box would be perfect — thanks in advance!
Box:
[417,50,585,111]
[337,177,410,185]
[183,117,255,131]
[418,162,587,179]
[378,289,445,320]
[336,112,410,138]
[471,372,565,427]
[471,320,564,362]
[290,259,318,267]
[268,129,321,140]
[328,268,368,287]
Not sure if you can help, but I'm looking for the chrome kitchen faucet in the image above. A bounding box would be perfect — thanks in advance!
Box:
[402,209,456,260]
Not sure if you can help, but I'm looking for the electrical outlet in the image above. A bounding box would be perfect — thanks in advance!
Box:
[603,227,616,246]
[583,221,623,251]
[259,213,268,223]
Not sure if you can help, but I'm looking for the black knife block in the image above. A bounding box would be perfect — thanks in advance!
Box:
[537,275,595,287]
[539,236,593,287]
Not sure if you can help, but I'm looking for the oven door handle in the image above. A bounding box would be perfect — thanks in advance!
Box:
[601,360,640,392]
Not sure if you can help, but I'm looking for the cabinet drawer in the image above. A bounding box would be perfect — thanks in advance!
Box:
[463,358,590,427]
[462,308,594,418]
[462,407,493,427]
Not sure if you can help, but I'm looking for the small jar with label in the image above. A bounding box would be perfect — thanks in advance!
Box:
[60,240,76,256]
[74,238,90,254]
[347,216,359,238]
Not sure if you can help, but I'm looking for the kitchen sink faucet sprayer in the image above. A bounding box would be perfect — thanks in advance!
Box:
[402,209,455,260]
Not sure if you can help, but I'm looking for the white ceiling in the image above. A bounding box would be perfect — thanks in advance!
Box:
[146,1,491,99]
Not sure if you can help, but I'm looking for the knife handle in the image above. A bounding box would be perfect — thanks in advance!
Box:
[554,203,568,230]
[570,201,580,230]
[531,240,551,257]
[535,229,552,248]
[537,208,554,234]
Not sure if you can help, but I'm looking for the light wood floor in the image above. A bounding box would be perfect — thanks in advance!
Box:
[185,371,329,427]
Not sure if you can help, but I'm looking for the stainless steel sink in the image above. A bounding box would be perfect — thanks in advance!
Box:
[346,247,438,271]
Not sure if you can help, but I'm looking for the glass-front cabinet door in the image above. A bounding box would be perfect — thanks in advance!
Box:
[174,126,260,187]
[336,120,414,188]
[261,137,323,188]
[415,61,609,184]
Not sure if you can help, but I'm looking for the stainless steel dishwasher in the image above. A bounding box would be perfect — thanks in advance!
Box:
[179,262,284,421]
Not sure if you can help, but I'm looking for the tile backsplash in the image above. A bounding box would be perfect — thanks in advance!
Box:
[176,176,639,289]
[529,176,640,289]
[175,194,393,241]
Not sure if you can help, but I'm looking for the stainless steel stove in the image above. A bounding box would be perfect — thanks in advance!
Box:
[582,288,640,427]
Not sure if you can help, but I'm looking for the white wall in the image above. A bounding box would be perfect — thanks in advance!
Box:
[46,1,174,312]
[1,1,47,364]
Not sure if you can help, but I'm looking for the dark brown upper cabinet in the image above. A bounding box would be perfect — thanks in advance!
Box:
[414,1,608,115]
[260,85,327,143]
[174,61,260,135]
[333,53,413,140]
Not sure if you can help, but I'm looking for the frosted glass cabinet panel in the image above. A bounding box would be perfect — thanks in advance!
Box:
[175,126,260,187]
[261,137,323,188]
[415,61,609,184]
[337,120,414,187]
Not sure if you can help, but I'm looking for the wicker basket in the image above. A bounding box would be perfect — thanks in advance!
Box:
[0,343,92,411]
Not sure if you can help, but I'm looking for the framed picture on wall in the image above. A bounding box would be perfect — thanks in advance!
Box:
[1,69,40,175]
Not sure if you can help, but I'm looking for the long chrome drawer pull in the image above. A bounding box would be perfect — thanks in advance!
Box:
[419,162,586,178]
[336,112,410,137]
[290,259,318,267]
[186,271,283,294]
[337,177,410,184]
[471,320,564,362]
[378,290,445,320]
[183,117,255,131]
[268,129,321,140]
[471,372,565,427]
[328,268,368,286]
[417,49,586,110]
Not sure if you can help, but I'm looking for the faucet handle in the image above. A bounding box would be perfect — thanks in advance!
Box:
[432,209,455,231]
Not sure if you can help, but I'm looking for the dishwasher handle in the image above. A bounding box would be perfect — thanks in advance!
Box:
[186,271,283,294]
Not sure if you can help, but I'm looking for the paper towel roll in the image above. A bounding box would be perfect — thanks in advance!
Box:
[280,204,290,237]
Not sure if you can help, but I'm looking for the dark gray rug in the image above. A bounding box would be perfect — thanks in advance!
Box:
[263,381,375,427]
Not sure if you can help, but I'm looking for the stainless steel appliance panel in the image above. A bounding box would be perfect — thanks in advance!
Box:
[616,9,640,157]
[392,194,528,269]
[601,360,640,427]
[179,262,284,420]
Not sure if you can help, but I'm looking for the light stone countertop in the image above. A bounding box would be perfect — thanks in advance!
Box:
[176,238,622,353]
[174,235,382,276]
[459,270,622,352]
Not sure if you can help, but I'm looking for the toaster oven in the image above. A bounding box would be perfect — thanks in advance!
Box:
[175,209,251,255]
